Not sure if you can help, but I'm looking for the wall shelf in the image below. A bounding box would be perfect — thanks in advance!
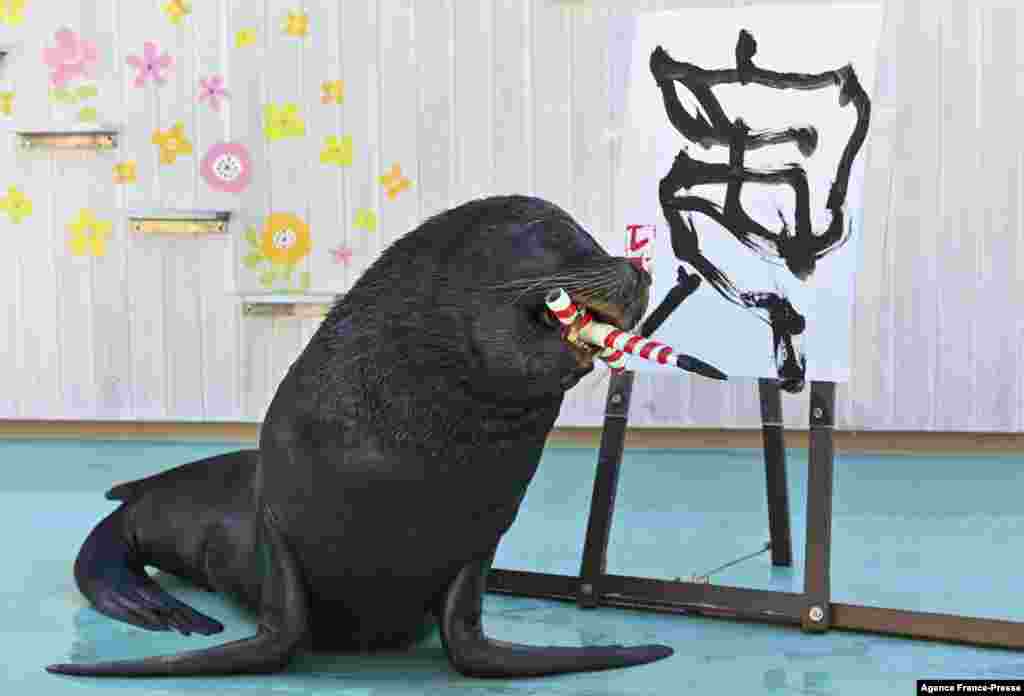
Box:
[241,294,337,319]
[128,210,232,236]
[0,41,21,64]
[241,302,333,319]
[16,129,119,151]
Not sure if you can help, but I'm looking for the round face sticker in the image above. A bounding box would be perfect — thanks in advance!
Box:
[201,141,252,193]
[213,152,243,182]
[273,227,296,249]
[260,213,311,266]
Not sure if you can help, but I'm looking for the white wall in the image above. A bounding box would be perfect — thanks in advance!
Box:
[0,0,1020,431]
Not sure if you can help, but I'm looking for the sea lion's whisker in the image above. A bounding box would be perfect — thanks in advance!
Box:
[500,272,621,306]
[484,257,630,307]
[489,273,608,294]
[486,258,623,288]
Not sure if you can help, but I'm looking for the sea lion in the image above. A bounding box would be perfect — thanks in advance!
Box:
[47,195,674,678]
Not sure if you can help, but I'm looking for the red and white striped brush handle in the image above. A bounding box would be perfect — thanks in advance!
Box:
[544,288,629,375]
[546,287,686,372]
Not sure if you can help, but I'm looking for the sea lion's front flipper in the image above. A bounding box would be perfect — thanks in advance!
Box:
[47,507,308,677]
[438,550,674,678]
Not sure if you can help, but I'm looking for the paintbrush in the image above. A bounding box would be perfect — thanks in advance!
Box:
[545,287,728,381]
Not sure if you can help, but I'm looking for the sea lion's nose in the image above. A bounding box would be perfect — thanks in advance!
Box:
[618,261,651,333]
[635,263,652,290]
[626,257,652,290]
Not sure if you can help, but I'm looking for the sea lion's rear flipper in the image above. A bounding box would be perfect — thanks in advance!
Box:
[47,507,309,677]
[438,550,674,678]
[67,507,225,636]
[105,449,261,503]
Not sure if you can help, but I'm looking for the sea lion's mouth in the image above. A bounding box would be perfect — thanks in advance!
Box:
[542,295,630,367]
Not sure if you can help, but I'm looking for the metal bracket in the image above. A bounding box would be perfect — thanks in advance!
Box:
[242,300,332,319]
[128,210,232,236]
[16,130,118,151]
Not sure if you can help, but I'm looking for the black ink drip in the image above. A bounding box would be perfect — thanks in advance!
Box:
[639,28,870,391]
[741,290,806,393]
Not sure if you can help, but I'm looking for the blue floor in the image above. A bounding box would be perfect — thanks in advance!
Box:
[2,437,1023,694]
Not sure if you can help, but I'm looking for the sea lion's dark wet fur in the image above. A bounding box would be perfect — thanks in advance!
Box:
[48,196,671,678]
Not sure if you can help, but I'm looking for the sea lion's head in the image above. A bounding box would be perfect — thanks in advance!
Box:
[338,196,651,406]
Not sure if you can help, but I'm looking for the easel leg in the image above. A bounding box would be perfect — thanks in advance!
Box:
[758,378,793,567]
[802,381,835,632]
[576,371,635,609]
[575,272,701,609]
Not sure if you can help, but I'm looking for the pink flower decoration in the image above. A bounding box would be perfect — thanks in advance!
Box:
[42,28,98,88]
[198,75,229,111]
[126,42,173,88]
[329,245,353,265]
[200,141,252,194]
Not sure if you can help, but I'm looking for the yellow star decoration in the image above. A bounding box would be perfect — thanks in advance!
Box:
[320,135,353,167]
[264,103,305,142]
[113,161,137,184]
[0,186,32,224]
[163,0,191,25]
[379,164,411,200]
[283,9,309,37]
[0,0,26,26]
[151,122,193,164]
[236,28,257,48]
[321,80,344,105]
[353,208,377,233]
[0,91,13,117]
[67,209,112,257]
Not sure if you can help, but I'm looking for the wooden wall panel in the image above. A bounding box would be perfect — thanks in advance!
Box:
[192,0,240,421]
[932,0,977,432]
[1,23,22,415]
[304,1,347,295]
[416,0,455,219]
[52,3,96,419]
[2,0,1022,433]
[227,0,269,300]
[89,0,132,419]
[340,0,381,283]
[493,1,532,196]
[973,5,1020,431]
[452,2,494,203]
[120,0,164,419]
[530,1,572,205]
[378,0,421,252]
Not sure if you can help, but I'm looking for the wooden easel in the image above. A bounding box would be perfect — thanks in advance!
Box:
[488,282,1024,650]
[489,374,835,631]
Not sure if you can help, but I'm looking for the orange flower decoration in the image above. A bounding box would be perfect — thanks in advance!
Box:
[379,163,411,200]
[260,212,311,266]
[321,80,344,104]
[113,160,137,184]
[283,9,308,37]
